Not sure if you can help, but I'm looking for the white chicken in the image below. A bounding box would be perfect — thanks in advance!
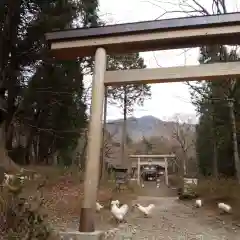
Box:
[3,173,14,185]
[195,199,202,208]
[135,203,155,217]
[96,202,104,212]
[111,201,129,223]
[218,202,232,213]
[111,200,120,207]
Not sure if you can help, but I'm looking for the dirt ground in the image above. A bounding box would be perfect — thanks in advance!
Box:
[23,167,240,239]
[102,182,240,240]
[139,181,176,197]
[6,166,240,239]
[52,180,240,239]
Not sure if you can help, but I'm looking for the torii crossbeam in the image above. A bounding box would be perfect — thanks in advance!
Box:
[46,12,240,233]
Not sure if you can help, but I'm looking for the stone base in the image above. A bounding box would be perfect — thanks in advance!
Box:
[59,230,104,240]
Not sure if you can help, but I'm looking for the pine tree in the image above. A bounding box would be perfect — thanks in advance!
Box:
[0,0,99,167]
[191,46,240,178]
[107,53,151,165]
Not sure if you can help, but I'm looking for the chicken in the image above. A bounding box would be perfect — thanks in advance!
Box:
[195,199,202,208]
[2,173,28,188]
[111,200,120,207]
[18,176,26,184]
[96,202,104,212]
[218,202,232,213]
[3,173,14,185]
[111,201,128,223]
[135,203,155,217]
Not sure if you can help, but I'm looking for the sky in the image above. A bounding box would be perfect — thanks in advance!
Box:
[85,0,239,123]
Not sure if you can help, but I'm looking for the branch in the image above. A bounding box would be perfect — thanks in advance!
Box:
[186,81,211,100]
[220,0,227,13]
[143,0,209,19]
[171,114,195,159]
[191,0,209,14]
[155,9,200,19]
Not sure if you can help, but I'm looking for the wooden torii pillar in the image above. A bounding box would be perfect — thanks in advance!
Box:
[46,12,240,232]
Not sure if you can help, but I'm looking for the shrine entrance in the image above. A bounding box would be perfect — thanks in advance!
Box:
[130,154,176,186]
[46,12,240,232]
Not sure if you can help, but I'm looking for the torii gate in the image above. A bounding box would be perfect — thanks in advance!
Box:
[46,13,240,232]
[129,154,176,186]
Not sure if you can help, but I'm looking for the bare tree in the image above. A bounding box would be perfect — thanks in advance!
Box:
[147,0,240,181]
[72,125,118,173]
[145,0,228,17]
[102,128,119,160]
[170,114,196,177]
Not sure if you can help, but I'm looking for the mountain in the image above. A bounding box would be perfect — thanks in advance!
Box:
[106,115,195,142]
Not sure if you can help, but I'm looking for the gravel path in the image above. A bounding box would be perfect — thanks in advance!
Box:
[104,183,240,240]
[55,182,240,239]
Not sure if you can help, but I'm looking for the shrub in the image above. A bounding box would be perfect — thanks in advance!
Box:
[195,177,240,202]
[168,174,181,188]
[0,175,59,240]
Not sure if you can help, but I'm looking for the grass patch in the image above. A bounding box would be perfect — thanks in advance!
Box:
[168,174,182,188]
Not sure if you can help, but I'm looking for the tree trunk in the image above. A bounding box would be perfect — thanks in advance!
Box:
[228,100,240,183]
[24,131,35,165]
[79,132,88,169]
[53,151,59,165]
[100,89,107,181]
[0,123,19,172]
[211,115,218,178]
[73,133,84,167]
[182,157,187,176]
[121,86,127,166]
[3,0,22,152]
[212,138,218,178]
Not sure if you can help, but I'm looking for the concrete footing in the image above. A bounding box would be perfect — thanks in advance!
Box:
[59,230,104,240]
